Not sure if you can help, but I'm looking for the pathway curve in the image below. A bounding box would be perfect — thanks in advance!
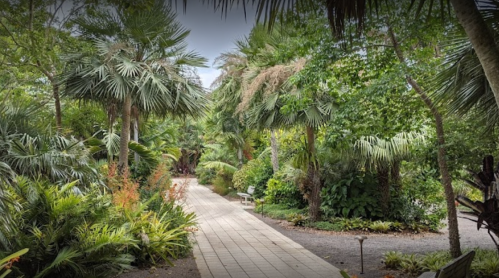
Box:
[184,178,343,278]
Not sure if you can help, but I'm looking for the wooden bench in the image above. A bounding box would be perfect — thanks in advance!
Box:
[418,250,475,278]
[237,186,255,205]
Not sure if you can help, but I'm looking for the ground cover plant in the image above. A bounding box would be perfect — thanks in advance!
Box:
[383,248,499,277]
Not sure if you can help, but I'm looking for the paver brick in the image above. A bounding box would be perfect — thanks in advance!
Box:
[183,179,343,278]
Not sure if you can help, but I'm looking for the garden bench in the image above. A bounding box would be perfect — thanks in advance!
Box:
[237,186,255,205]
[417,250,475,278]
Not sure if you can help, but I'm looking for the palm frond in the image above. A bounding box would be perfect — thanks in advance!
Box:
[200,161,238,174]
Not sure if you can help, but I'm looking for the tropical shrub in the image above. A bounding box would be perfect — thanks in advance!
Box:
[254,204,307,219]
[2,134,101,186]
[312,221,342,231]
[368,220,392,233]
[335,217,371,231]
[265,178,303,207]
[232,157,273,198]
[142,161,173,211]
[123,198,196,265]
[383,251,404,269]
[107,163,140,210]
[0,176,196,277]
[320,171,383,219]
[212,171,233,196]
[382,249,499,278]
[195,164,216,185]
[286,213,308,226]
[390,164,446,231]
[195,144,237,185]
[0,177,136,278]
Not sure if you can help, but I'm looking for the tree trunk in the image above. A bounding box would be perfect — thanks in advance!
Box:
[450,0,499,111]
[270,129,279,173]
[391,160,401,191]
[306,125,321,222]
[388,26,462,258]
[377,164,390,214]
[52,82,62,133]
[237,147,243,169]
[132,107,140,164]
[118,94,132,175]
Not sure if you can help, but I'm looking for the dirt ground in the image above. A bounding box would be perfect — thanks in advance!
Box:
[246,208,494,278]
[117,255,201,278]
[118,184,494,278]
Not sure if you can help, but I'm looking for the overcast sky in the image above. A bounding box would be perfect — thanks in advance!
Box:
[176,3,256,89]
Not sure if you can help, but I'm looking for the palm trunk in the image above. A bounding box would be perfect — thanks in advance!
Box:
[107,103,117,162]
[270,129,279,173]
[132,107,140,164]
[118,94,132,175]
[388,26,462,258]
[306,125,321,222]
[53,82,62,133]
[391,160,402,192]
[377,164,390,214]
[237,147,243,169]
[450,0,499,111]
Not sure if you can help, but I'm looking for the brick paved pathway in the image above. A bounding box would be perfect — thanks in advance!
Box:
[184,178,342,278]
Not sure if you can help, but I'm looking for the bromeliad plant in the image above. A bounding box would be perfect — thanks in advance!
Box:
[457,155,499,252]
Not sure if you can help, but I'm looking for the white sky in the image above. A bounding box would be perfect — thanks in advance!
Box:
[176,3,256,90]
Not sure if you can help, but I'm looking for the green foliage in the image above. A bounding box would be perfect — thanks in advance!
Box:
[254,204,307,220]
[453,179,482,202]
[471,249,499,278]
[382,249,499,278]
[400,254,424,276]
[1,177,135,277]
[63,104,107,139]
[320,171,383,219]
[0,248,29,278]
[2,133,101,186]
[383,251,404,269]
[212,173,233,196]
[389,163,446,231]
[368,220,392,233]
[264,177,304,208]
[421,251,452,272]
[124,200,196,265]
[312,221,342,231]
[286,213,308,226]
[335,217,371,232]
[0,176,195,277]
[232,157,273,198]
[196,144,237,185]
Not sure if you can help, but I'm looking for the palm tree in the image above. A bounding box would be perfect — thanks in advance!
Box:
[211,51,249,169]
[247,79,335,221]
[432,26,499,128]
[354,131,426,213]
[64,1,208,173]
[201,0,499,119]
[213,24,294,172]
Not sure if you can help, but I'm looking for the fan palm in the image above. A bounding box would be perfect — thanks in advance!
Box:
[213,24,294,172]
[211,36,254,168]
[64,1,208,173]
[247,80,335,221]
[354,131,427,212]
